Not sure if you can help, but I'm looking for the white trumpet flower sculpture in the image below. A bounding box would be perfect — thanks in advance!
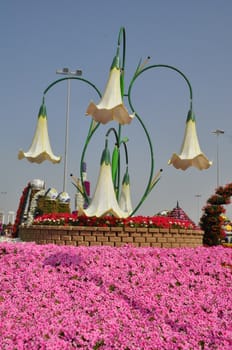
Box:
[82,141,130,218]
[168,111,212,170]
[119,168,133,214]
[86,50,134,125]
[18,103,61,164]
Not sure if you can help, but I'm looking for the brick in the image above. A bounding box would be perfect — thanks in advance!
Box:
[115,242,123,247]
[184,238,196,244]
[80,231,91,236]
[77,241,89,246]
[170,229,179,234]
[175,238,186,243]
[131,233,142,238]
[65,241,77,246]
[155,234,162,239]
[124,227,136,232]
[142,233,153,238]
[148,228,160,233]
[110,237,122,242]
[167,237,176,243]
[162,243,172,248]
[85,236,96,242]
[139,242,150,247]
[136,228,148,233]
[146,237,157,243]
[90,242,102,246]
[110,227,123,232]
[122,237,134,243]
[80,226,98,232]
[61,235,71,241]
[134,237,146,243]
[118,232,129,237]
[164,234,174,238]
[157,237,167,243]
[103,241,115,247]
[151,243,162,247]
[50,235,61,240]
[97,236,109,242]
[97,227,110,232]
[105,232,117,237]
[71,235,84,241]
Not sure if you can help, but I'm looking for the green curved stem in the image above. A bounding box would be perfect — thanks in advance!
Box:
[43,76,101,98]
[117,27,126,71]
[122,141,129,166]
[43,76,102,205]
[116,26,126,199]
[106,128,120,146]
[127,64,193,216]
[80,123,101,205]
[140,64,192,105]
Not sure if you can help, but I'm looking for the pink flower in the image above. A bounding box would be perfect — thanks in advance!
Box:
[0,244,231,349]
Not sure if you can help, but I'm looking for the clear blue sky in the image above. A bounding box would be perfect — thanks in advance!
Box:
[1,0,232,224]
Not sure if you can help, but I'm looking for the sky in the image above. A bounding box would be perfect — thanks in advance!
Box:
[0,0,232,224]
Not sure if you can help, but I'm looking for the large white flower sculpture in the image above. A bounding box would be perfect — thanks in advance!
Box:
[81,140,130,218]
[168,111,212,170]
[86,49,134,125]
[18,103,61,164]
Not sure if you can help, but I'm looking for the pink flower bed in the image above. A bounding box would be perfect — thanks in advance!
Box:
[0,243,231,349]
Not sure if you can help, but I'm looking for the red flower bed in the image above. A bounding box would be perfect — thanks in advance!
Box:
[33,212,197,229]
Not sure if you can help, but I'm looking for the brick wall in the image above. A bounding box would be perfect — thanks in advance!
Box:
[19,226,204,248]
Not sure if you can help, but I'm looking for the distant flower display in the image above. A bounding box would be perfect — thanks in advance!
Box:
[12,183,31,237]
[200,183,232,246]
[26,189,46,226]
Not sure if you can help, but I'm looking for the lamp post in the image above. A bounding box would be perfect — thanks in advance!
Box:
[212,129,224,188]
[195,194,202,224]
[56,68,82,192]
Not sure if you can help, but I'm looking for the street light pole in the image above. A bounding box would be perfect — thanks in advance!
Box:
[56,68,82,192]
[195,194,202,224]
[212,129,224,188]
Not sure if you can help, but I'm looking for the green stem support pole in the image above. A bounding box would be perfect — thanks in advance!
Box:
[43,77,101,205]
[127,64,193,216]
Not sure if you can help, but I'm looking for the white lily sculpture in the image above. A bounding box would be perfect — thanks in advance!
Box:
[18,102,61,164]
[168,110,212,170]
[86,48,134,125]
[119,167,133,214]
[82,140,130,218]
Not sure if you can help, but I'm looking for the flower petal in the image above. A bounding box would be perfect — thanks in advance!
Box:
[119,183,133,214]
[81,142,129,218]
[18,104,61,164]
[169,153,212,170]
[82,163,129,218]
[86,62,133,125]
[119,169,133,214]
[168,114,212,170]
